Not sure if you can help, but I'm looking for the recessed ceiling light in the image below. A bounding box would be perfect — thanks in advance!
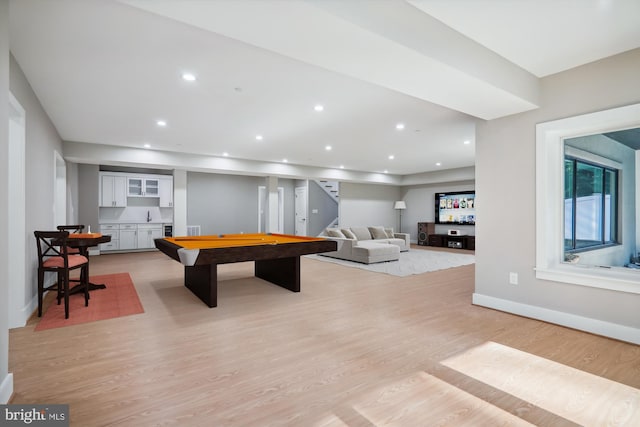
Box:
[325,145,332,151]
[282,158,288,163]
[314,104,324,112]
[463,140,471,145]
[156,120,167,127]
[388,155,395,160]
[143,143,151,149]
[436,162,442,166]
[255,135,263,141]
[222,152,229,157]
[182,73,196,81]
[396,123,405,130]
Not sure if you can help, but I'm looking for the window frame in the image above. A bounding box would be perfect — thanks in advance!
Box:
[563,150,620,252]
[535,103,640,294]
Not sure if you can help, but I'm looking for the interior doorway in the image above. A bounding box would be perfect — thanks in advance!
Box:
[8,93,26,328]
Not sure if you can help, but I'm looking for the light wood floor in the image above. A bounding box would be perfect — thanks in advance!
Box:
[9,246,640,426]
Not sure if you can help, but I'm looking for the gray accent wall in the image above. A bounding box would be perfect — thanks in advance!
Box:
[280,178,295,235]
[10,53,64,320]
[475,48,640,331]
[1,0,11,403]
[77,163,100,233]
[187,172,296,235]
[339,182,400,230]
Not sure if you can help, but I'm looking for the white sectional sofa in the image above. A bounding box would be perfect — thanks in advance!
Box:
[321,226,410,264]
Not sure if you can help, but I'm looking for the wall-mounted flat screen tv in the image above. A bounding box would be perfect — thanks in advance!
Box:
[435,191,476,225]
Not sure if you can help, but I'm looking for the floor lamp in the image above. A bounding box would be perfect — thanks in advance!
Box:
[394,201,406,233]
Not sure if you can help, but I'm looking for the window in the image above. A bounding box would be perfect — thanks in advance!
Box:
[564,157,618,251]
[535,103,640,294]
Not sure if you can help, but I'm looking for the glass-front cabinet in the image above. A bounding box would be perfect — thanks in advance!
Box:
[127,177,159,197]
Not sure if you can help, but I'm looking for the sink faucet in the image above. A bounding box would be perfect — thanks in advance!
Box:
[147,210,151,222]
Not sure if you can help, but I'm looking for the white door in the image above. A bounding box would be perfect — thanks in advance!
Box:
[120,229,137,250]
[159,178,173,207]
[295,186,308,236]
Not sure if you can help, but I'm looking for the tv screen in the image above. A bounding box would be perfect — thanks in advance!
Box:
[435,191,476,225]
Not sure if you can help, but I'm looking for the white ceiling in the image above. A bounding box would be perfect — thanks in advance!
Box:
[9,0,640,177]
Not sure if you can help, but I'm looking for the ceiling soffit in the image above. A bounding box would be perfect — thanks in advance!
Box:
[120,0,540,120]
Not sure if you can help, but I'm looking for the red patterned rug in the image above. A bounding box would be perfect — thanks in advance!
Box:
[35,273,144,331]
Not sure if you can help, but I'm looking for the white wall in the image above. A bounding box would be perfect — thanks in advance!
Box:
[339,182,401,230]
[475,48,640,341]
[0,0,13,404]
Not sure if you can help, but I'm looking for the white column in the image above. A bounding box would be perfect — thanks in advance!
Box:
[266,176,279,233]
[173,169,188,236]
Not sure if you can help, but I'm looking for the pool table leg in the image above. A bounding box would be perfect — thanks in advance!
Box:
[184,264,218,307]
[255,256,300,292]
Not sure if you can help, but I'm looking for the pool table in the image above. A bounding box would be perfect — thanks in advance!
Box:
[154,233,337,307]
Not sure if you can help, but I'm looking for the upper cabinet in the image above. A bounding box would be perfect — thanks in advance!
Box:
[159,178,174,207]
[99,174,127,207]
[128,177,159,197]
[100,172,173,207]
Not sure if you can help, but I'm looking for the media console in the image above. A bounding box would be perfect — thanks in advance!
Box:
[427,234,475,250]
[417,222,475,250]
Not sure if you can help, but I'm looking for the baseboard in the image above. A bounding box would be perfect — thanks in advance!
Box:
[9,294,37,329]
[0,373,13,404]
[472,293,640,345]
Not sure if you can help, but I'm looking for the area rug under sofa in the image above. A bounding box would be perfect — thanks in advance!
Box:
[307,248,475,277]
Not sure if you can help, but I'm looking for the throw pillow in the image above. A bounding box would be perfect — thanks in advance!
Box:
[384,228,395,238]
[350,226,373,241]
[342,229,357,240]
[326,228,346,238]
[368,226,388,240]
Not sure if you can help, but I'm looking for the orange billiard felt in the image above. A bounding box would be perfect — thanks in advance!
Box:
[165,233,327,250]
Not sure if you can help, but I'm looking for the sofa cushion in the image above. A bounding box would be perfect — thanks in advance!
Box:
[350,226,372,241]
[341,229,356,239]
[385,238,407,248]
[384,227,395,238]
[368,226,388,240]
[326,228,346,238]
[353,241,400,263]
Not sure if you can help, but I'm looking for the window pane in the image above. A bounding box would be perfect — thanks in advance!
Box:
[564,159,574,251]
[575,162,603,249]
[604,169,616,243]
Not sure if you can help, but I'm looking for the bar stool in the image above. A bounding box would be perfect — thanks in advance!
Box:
[34,230,90,319]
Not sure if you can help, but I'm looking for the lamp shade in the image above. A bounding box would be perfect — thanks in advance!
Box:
[394,201,406,210]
